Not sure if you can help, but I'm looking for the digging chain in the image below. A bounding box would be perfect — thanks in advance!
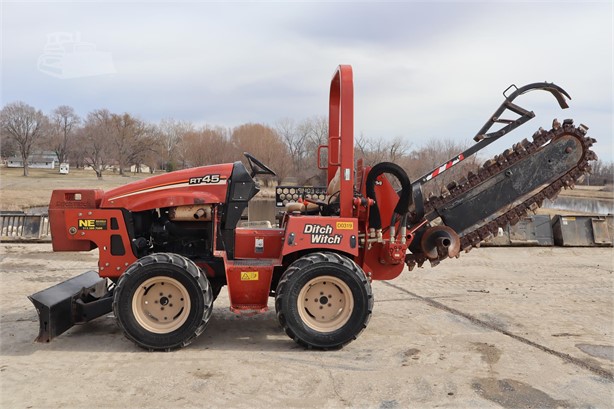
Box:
[416,119,597,263]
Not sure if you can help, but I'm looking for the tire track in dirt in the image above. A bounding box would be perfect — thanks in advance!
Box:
[381,281,614,382]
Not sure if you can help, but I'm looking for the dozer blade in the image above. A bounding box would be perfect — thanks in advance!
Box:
[28,270,112,343]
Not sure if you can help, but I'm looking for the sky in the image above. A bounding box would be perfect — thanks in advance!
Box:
[1,1,612,162]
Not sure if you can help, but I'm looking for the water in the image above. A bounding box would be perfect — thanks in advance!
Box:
[544,196,613,215]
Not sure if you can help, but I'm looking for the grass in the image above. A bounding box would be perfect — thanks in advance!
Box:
[0,167,153,211]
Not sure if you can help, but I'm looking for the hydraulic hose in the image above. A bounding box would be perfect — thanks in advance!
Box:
[365,162,412,230]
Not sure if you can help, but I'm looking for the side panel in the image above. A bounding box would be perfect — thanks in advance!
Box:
[100,163,233,211]
[49,189,104,251]
[59,208,137,278]
[234,228,285,259]
[281,215,359,257]
[225,262,274,312]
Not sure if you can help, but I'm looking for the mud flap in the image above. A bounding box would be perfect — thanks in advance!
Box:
[28,270,113,343]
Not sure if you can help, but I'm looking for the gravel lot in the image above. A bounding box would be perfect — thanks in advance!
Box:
[1,244,612,408]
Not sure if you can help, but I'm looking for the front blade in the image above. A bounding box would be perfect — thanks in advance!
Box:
[28,270,106,343]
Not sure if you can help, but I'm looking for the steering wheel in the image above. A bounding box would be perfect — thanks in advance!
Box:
[243,152,277,177]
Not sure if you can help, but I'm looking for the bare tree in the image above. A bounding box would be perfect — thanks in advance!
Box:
[109,113,151,176]
[306,115,328,148]
[355,132,369,160]
[302,115,328,184]
[79,109,114,179]
[276,118,310,177]
[158,118,194,171]
[231,123,291,184]
[587,159,614,186]
[354,134,411,167]
[48,105,80,165]
[387,136,411,163]
[0,101,48,176]
[0,135,18,159]
[180,126,232,168]
[406,138,479,197]
[130,124,163,174]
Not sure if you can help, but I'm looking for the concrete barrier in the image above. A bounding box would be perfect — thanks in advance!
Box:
[552,214,613,247]
[0,212,50,242]
[485,215,554,246]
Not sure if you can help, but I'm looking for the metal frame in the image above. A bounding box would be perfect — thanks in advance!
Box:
[415,82,572,186]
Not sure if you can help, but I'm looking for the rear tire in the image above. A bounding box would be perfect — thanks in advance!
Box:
[275,252,373,349]
[113,253,213,351]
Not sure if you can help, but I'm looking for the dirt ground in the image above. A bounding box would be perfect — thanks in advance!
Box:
[1,244,612,408]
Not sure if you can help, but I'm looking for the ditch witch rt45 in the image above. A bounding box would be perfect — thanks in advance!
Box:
[30,65,597,351]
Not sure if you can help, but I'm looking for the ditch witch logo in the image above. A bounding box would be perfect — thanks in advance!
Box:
[303,224,342,245]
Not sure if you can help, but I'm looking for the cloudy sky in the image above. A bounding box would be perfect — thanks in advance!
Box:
[2,1,612,161]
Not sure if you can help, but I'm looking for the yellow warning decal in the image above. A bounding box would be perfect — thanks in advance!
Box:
[336,221,354,230]
[78,219,107,230]
[241,271,259,281]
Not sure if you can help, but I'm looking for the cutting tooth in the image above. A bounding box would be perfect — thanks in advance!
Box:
[513,143,526,154]
[532,128,544,140]
[552,118,561,130]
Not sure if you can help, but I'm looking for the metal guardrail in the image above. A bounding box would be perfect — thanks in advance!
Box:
[0,212,51,242]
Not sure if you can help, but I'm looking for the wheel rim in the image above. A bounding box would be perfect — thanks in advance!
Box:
[297,275,354,332]
[132,276,191,334]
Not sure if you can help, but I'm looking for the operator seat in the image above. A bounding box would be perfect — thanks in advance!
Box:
[286,168,341,213]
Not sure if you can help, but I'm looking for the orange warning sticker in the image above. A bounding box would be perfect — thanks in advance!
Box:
[241,271,259,281]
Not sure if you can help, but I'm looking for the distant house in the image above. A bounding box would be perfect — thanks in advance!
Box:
[7,151,59,169]
[130,164,151,173]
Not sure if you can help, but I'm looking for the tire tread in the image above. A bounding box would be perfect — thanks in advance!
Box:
[113,253,213,351]
[275,252,373,350]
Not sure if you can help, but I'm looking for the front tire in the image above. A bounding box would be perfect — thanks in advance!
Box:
[113,253,213,351]
[275,252,373,349]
